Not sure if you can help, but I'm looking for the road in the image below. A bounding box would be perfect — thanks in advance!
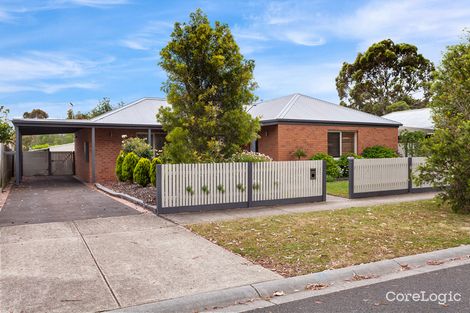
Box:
[249,263,470,313]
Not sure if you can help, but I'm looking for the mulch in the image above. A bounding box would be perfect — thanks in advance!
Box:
[101,181,156,205]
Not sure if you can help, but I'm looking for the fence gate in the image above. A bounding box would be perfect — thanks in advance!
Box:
[23,150,49,176]
[51,152,74,176]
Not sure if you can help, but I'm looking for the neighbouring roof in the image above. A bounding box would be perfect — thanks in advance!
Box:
[382,108,433,132]
[248,93,401,127]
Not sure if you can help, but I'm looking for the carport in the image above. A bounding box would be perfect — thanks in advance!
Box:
[12,118,159,184]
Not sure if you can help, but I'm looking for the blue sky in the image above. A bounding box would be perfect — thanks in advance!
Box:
[1,0,469,119]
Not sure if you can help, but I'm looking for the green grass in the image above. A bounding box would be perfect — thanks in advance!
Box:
[189,200,470,277]
[327,180,349,198]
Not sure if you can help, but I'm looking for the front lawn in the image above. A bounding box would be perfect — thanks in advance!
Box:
[327,180,349,198]
[189,200,470,277]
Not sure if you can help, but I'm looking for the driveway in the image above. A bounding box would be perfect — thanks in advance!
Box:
[0,180,280,313]
[0,176,139,226]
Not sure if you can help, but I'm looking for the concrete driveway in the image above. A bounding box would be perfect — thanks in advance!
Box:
[1,212,279,313]
[0,176,139,226]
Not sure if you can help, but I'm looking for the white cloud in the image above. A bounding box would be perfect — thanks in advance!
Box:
[0,82,98,94]
[120,21,173,51]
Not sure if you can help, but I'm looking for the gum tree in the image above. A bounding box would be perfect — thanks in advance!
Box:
[417,33,470,213]
[157,9,260,163]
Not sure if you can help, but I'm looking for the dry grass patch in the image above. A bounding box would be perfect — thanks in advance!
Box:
[189,200,470,277]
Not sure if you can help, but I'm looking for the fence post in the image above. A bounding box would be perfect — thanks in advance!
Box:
[247,162,253,207]
[48,149,52,176]
[322,160,327,201]
[348,157,354,199]
[156,164,162,214]
[408,157,412,193]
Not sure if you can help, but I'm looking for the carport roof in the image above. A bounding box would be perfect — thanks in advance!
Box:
[12,97,167,135]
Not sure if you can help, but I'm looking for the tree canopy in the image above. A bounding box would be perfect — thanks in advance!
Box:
[23,109,49,119]
[417,33,470,213]
[336,39,434,116]
[68,97,123,119]
[157,9,260,163]
[0,106,13,144]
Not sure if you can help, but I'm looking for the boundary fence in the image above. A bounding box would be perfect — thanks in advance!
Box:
[348,157,436,198]
[156,160,326,213]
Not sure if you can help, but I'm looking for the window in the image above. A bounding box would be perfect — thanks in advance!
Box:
[327,131,356,157]
[84,142,89,163]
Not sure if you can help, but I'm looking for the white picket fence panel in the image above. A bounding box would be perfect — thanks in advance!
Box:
[252,160,323,201]
[411,157,433,189]
[161,162,248,208]
[353,158,409,193]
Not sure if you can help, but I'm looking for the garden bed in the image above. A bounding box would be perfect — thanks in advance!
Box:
[101,181,156,205]
[189,199,470,277]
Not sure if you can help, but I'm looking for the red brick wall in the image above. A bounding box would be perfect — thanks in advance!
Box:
[257,124,398,161]
[74,128,145,182]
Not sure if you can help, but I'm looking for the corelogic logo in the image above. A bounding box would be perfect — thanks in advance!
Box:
[386,291,462,306]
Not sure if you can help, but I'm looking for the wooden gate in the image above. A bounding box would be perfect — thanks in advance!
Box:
[51,152,74,176]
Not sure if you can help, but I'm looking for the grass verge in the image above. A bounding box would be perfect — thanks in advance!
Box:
[327,180,349,198]
[189,200,470,277]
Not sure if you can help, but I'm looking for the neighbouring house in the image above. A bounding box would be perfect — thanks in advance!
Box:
[382,108,434,134]
[12,93,401,184]
[248,94,401,160]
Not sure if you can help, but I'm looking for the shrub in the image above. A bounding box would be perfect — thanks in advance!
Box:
[115,151,126,181]
[336,153,362,177]
[230,151,272,162]
[149,157,162,186]
[361,145,398,158]
[292,148,307,160]
[121,136,153,159]
[133,158,151,187]
[310,153,340,178]
[31,143,49,150]
[121,152,139,182]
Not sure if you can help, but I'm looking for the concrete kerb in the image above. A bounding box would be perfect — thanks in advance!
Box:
[95,183,157,213]
[106,245,470,313]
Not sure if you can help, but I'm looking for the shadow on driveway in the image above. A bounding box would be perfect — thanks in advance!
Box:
[0,176,139,226]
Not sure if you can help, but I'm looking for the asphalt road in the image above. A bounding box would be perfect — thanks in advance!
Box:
[249,264,470,313]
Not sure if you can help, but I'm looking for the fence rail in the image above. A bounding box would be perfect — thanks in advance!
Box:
[157,160,326,213]
[349,157,437,198]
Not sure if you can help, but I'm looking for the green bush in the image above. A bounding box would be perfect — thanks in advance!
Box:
[115,151,126,181]
[310,152,340,178]
[149,157,163,187]
[133,158,151,187]
[336,153,362,177]
[230,151,272,162]
[121,136,153,159]
[31,143,49,150]
[121,152,139,182]
[361,145,398,158]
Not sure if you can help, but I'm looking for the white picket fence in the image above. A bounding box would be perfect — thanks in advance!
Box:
[411,157,433,189]
[350,157,436,198]
[161,162,248,208]
[252,160,323,201]
[158,160,325,212]
[352,158,409,194]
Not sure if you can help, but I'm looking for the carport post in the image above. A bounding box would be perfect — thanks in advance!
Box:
[91,127,96,183]
[147,128,152,146]
[15,126,22,185]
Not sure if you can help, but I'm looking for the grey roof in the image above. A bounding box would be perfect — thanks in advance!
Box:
[382,108,433,132]
[248,93,401,127]
[91,97,169,125]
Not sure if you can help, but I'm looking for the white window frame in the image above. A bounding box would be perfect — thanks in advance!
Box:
[328,131,357,157]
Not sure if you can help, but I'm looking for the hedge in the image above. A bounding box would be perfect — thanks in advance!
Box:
[115,151,126,181]
[150,157,163,187]
[134,158,151,187]
[310,152,340,178]
[362,145,398,158]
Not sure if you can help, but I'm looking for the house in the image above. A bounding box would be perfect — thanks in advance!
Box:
[12,94,401,184]
[382,108,433,134]
[248,94,401,160]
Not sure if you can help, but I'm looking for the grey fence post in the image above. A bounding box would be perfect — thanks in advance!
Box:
[408,157,412,193]
[48,149,52,176]
[322,160,327,201]
[156,164,162,214]
[247,162,253,207]
[348,157,354,199]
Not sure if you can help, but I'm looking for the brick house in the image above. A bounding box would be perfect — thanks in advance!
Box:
[12,94,400,184]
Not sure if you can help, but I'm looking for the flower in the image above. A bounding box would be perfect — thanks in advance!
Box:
[121,134,128,139]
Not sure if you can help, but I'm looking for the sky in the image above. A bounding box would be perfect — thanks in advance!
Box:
[1,0,469,119]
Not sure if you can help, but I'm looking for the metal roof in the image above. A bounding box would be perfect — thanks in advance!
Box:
[248,93,401,127]
[382,108,433,132]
